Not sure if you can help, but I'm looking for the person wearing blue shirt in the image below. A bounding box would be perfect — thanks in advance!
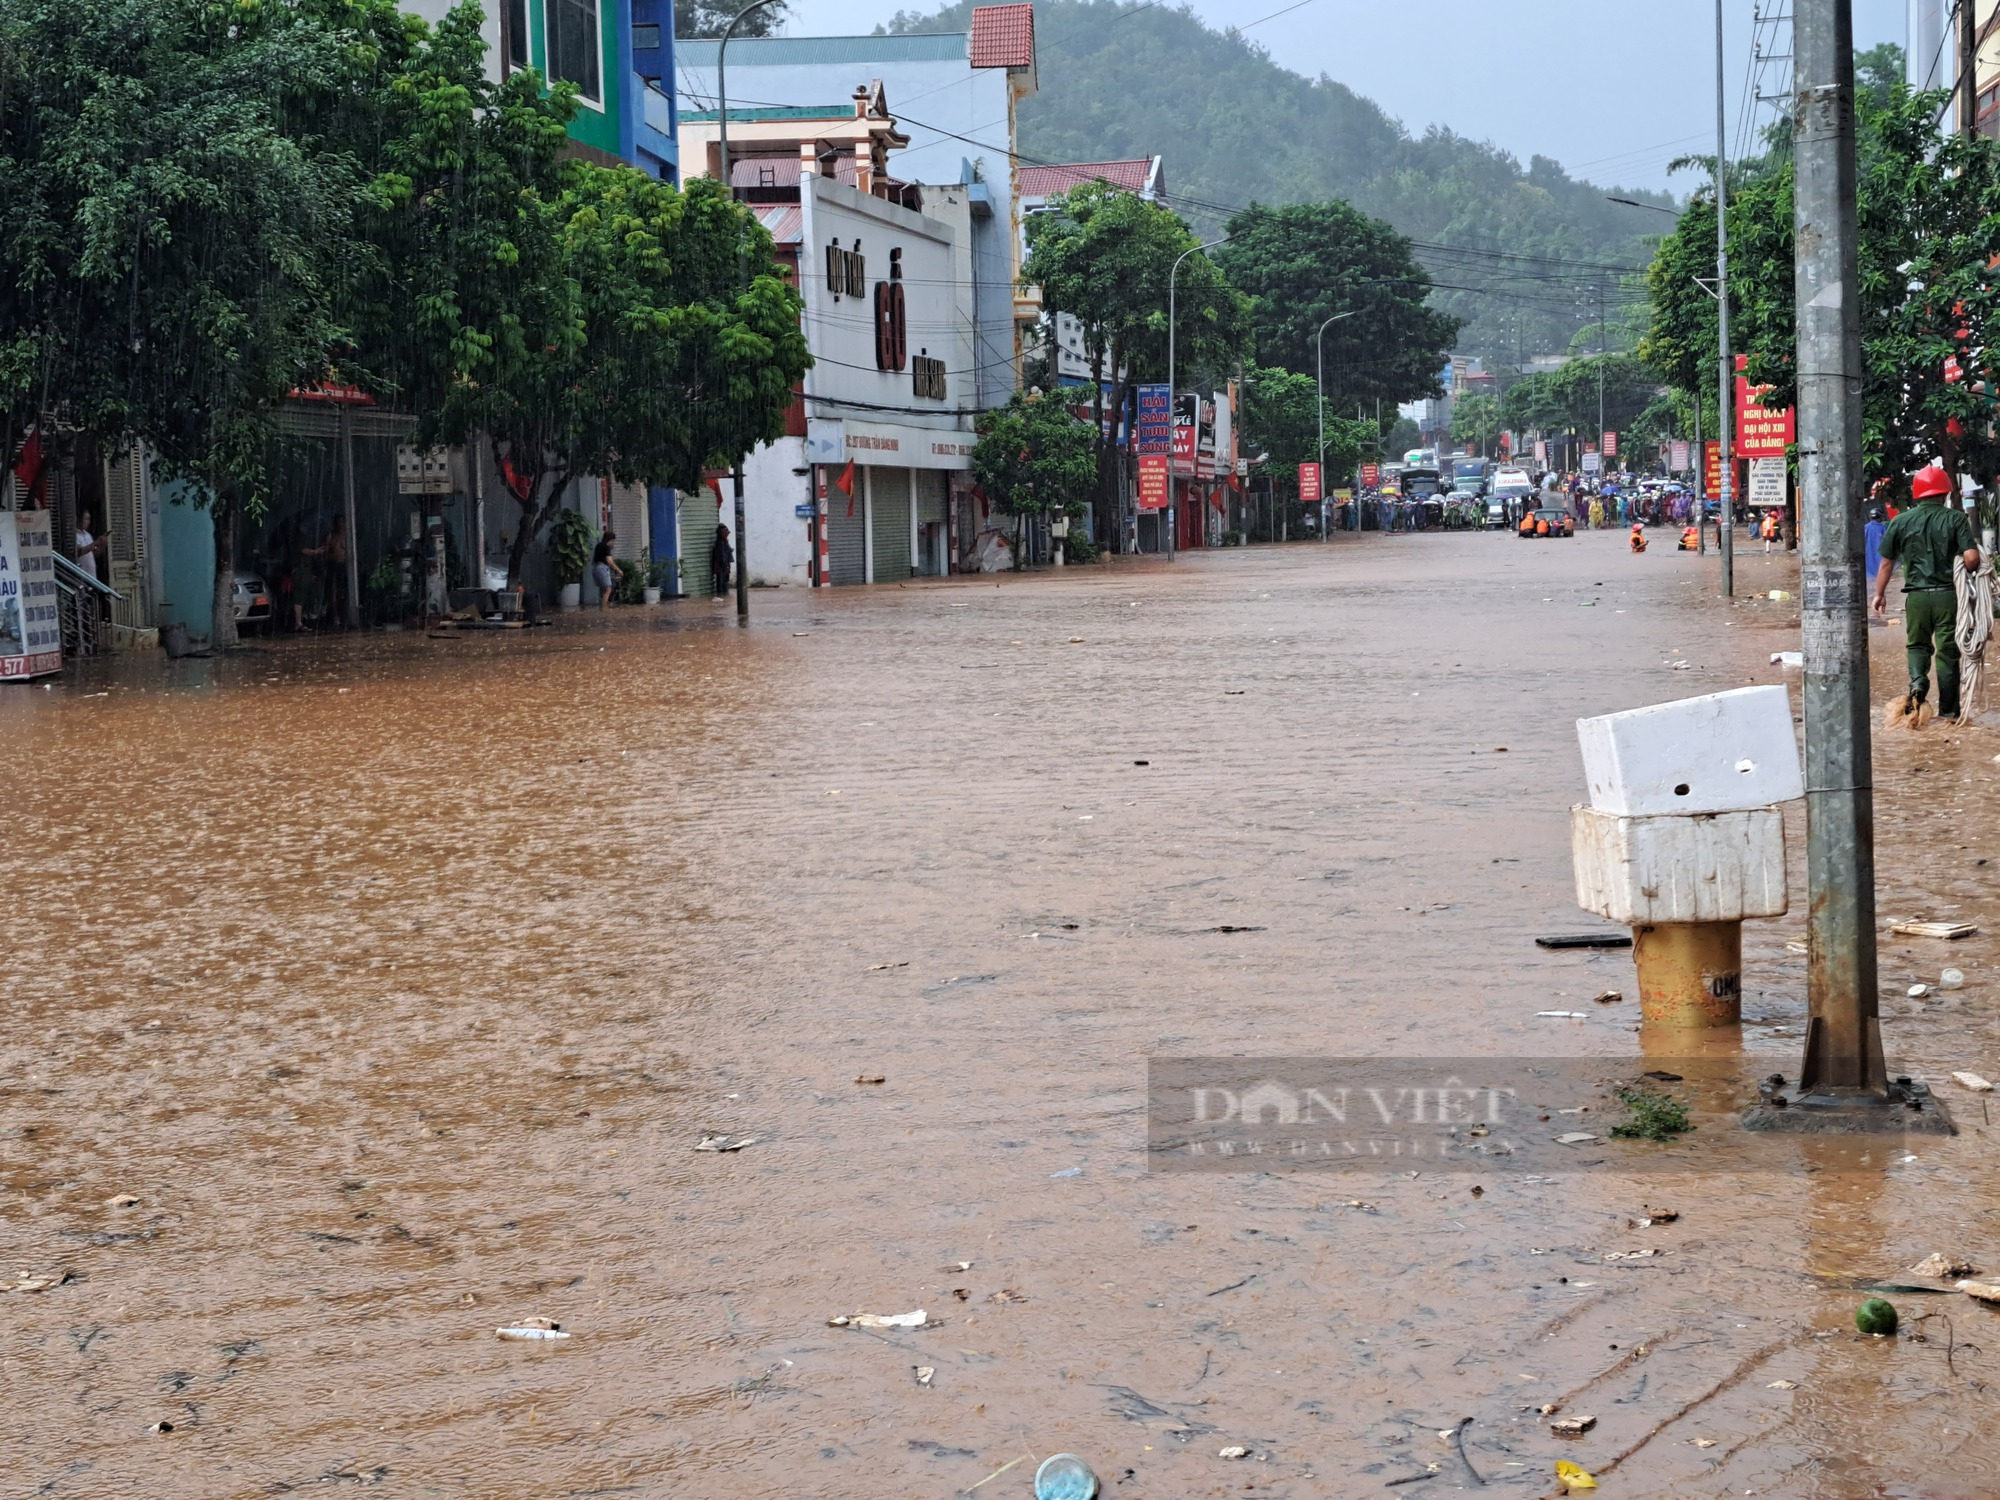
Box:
[1864,505,1887,605]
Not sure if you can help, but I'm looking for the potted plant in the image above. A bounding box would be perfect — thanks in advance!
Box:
[549,509,594,610]
[648,552,679,600]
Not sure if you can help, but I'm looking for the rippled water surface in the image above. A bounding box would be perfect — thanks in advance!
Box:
[6,532,1999,1498]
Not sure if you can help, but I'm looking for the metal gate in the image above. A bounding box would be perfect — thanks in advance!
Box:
[681,485,720,596]
[827,487,865,585]
[871,467,911,582]
[915,470,948,576]
[102,440,152,629]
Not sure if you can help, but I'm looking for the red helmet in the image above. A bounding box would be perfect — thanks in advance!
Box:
[1911,466,1952,500]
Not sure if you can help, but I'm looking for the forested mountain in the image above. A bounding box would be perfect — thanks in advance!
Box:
[884,0,1671,367]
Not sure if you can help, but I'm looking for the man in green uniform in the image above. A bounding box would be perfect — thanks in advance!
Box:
[1872,465,1981,720]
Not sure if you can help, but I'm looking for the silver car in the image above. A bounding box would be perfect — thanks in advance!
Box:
[232,571,273,632]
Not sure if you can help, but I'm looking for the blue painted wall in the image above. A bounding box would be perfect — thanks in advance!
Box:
[157,482,215,641]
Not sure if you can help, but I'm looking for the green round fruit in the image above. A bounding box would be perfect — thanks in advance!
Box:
[1855,1297,1898,1336]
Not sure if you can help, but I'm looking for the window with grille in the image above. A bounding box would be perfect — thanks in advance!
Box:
[545,0,601,103]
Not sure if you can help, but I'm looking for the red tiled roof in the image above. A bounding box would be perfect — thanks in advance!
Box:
[970,4,1035,69]
[1018,159,1152,198]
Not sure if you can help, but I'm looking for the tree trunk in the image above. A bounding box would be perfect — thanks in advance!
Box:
[210,495,238,649]
[505,468,566,590]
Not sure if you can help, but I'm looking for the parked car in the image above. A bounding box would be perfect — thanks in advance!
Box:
[233,571,273,631]
[1489,485,1535,526]
[1518,508,1575,539]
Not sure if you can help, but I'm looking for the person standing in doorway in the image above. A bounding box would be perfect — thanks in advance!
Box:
[592,529,622,610]
[73,508,108,585]
[710,523,733,598]
[1873,466,1981,721]
[305,514,349,628]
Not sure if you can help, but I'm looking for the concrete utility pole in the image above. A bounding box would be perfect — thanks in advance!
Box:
[1715,0,1736,597]
[1789,0,1888,1102]
[1960,0,1980,139]
[1597,280,1606,458]
[717,0,780,620]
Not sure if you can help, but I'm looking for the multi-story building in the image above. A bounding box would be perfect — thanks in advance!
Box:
[402,0,679,178]
[677,4,1037,405]
[675,88,1006,586]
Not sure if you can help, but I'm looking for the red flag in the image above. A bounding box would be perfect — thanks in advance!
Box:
[12,429,45,503]
[833,459,856,517]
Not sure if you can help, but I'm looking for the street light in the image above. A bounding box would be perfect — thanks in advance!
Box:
[1606,196,1680,214]
[716,0,782,621]
[1167,234,1228,561]
[1316,310,1358,538]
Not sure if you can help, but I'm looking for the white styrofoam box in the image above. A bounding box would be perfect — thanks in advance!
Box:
[1576,685,1803,816]
[1571,804,1789,925]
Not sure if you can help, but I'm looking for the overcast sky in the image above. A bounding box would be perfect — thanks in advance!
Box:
[779,0,1909,193]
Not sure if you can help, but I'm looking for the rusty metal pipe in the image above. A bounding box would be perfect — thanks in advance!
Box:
[1633,921,1743,1028]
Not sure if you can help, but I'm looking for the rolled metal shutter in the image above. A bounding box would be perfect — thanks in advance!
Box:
[827,490,865,585]
[609,480,647,559]
[916,469,947,524]
[681,487,719,596]
[872,468,911,581]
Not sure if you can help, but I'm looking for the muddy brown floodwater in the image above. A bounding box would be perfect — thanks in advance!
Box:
[6,530,2000,1498]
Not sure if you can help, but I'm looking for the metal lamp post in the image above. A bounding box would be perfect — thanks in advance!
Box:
[1167,235,1228,561]
[1316,310,1357,541]
[1713,0,1736,597]
[716,0,782,620]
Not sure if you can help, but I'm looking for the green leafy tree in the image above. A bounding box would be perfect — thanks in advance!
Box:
[0,0,387,647]
[1216,201,1461,412]
[1642,48,2000,492]
[973,390,1097,568]
[1450,392,1501,456]
[1240,364,1370,489]
[1021,181,1245,533]
[357,25,811,588]
[1498,355,1659,448]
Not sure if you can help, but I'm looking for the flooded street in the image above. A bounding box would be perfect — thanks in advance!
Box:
[8,530,2000,1498]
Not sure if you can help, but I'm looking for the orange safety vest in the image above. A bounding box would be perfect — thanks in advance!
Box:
[1536,517,1550,535]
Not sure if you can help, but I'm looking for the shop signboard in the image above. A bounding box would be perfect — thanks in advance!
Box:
[1735,354,1795,458]
[1670,439,1690,472]
[1137,454,1169,511]
[1136,384,1172,456]
[0,510,62,679]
